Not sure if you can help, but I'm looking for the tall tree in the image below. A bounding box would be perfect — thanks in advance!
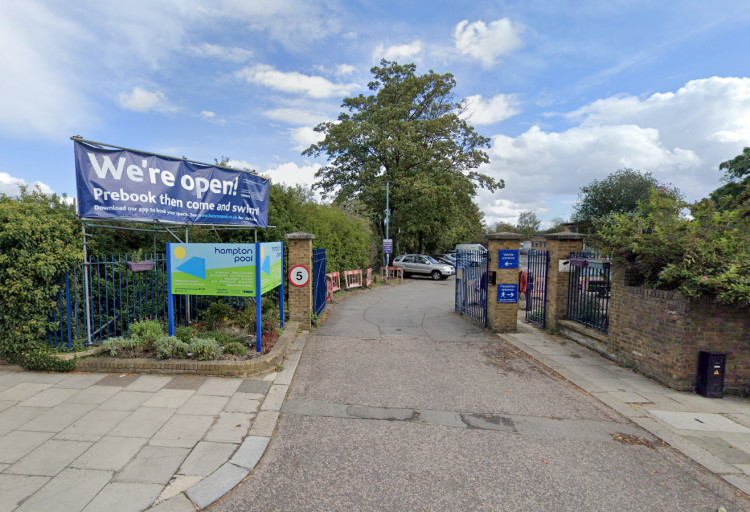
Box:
[710,147,750,216]
[303,60,503,254]
[573,168,681,224]
[516,211,541,239]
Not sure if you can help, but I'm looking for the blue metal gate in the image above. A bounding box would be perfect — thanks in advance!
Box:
[312,248,326,318]
[455,249,489,327]
[566,251,611,332]
[525,249,549,328]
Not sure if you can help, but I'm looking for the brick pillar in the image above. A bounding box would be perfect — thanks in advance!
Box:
[486,232,523,332]
[543,233,585,329]
[285,232,315,329]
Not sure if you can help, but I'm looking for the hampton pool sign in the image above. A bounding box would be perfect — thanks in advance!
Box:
[166,242,283,352]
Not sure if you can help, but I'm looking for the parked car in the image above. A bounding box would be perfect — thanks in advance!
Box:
[392,254,455,280]
[430,254,456,267]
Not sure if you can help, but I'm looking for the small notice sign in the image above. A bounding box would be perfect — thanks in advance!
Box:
[497,283,518,303]
[383,239,393,254]
[498,250,519,269]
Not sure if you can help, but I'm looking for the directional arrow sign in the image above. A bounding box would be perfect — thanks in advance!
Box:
[497,283,518,303]
[498,250,519,269]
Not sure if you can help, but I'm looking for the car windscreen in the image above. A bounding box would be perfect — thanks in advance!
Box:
[425,256,439,264]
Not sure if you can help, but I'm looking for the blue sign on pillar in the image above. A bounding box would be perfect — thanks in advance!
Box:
[497,283,518,303]
[498,250,519,269]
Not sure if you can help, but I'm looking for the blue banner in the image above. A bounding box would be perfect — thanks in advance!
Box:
[75,141,269,226]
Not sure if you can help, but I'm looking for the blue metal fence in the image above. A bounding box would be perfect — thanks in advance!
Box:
[525,249,549,328]
[455,249,489,327]
[49,253,251,349]
[312,248,326,318]
[565,251,612,332]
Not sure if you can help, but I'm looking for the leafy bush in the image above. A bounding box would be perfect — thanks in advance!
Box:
[155,336,189,360]
[223,341,248,356]
[16,349,76,372]
[0,187,82,367]
[189,337,223,360]
[174,326,193,344]
[595,190,750,305]
[203,330,244,348]
[103,336,146,358]
[129,320,164,351]
[204,302,231,330]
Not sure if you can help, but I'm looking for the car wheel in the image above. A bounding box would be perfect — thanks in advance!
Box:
[431,270,441,280]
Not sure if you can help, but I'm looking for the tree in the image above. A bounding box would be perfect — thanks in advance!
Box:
[303,60,503,255]
[546,216,567,233]
[595,189,750,305]
[516,211,541,239]
[710,147,750,216]
[573,168,681,224]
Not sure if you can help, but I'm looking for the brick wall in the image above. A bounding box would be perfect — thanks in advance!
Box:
[608,271,750,395]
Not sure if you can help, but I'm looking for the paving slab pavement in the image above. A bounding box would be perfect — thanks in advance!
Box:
[0,327,307,511]
[503,314,750,496]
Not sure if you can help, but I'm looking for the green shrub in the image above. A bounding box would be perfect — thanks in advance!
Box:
[155,336,189,360]
[129,320,163,351]
[16,349,76,372]
[203,330,244,348]
[103,337,124,356]
[223,341,247,357]
[188,337,223,360]
[0,187,82,365]
[204,303,231,330]
[103,336,145,358]
[174,326,193,344]
[596,190,750,305]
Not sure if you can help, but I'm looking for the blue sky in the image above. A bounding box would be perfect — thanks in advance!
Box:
[3,0,750,228]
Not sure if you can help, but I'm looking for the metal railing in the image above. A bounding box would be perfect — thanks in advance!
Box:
[565,251,612,332]
[49,253,251,349]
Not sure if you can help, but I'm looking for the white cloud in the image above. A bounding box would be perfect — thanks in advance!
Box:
[336,64,356,76]
[0,2,94,138]
[373,40,423,62]
[0,172,54,197]
[200,110,225,124]
[291,127,325,151]
[190,43,253,62]
[462,94,520,125]
[237,64,359,98]
[261,161,321,189]
[453,18,524,68]
[476,77,750,226]
[225,159,258,172]
[264,108,327,126]
[118,87,177,113]
[200,0,341,50]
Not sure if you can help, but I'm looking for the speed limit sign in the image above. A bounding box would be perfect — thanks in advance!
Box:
[288,265,310,287]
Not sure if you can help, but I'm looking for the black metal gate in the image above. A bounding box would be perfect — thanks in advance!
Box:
[525,249,549,328]
[312,248,326,318]
[455,249,489,327]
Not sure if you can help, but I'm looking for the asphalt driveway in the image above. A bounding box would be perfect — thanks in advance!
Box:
[215,278,746,511]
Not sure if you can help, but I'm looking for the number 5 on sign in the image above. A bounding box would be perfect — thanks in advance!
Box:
[288,265,310,287]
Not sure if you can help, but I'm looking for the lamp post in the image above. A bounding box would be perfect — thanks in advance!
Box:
[384,182,390,268]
